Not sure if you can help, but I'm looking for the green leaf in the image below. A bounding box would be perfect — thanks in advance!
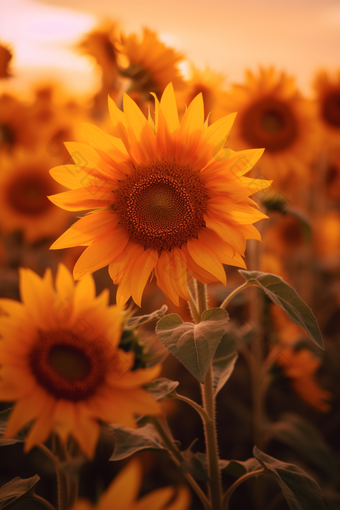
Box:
[266,413,336,476]
[126,305,168,328]
[0,475,40,509]
[239,271,323,349]
[109,424,166,461]
[222,458,262,478]
[0,409,26,446]
[212,352,238,396]
[253,446,326,510]
[179,450,235,481]
[156,308,230,383]
[144,378,179,401]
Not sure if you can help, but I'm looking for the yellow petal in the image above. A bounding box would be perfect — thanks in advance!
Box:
[108,364,161,389]
[5,390,46,438]
[131,248,158,307]
[180,93,204,134]
[160,83,180,133]
[204,213,246,255]
[55,263,75,301]
[50,211,119,250]
[98,460,141,510]
[134,487,174,510]
[19,268,54,330]
[24,397,56,452]
[71,405,101,459]
[187,238,226,284]
[73,228,129,280]
[48,187,113,212]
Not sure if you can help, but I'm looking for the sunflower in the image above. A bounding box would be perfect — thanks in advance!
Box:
[49,83,270,306]
[314,70,340,148]
[77,23,119,80]
[313,210,340,266]
[0,42,12,78]
[177,64,227,123]
[71,459,190,510]
[324,147,340,202]
[0,264,160,457]
[0,151,72,243]
[273,345,331,413]
[0,94,36,151]
[119,29,185,100]
[223,67,319,192]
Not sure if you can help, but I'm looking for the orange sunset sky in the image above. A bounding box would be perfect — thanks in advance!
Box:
[0,0,339,97]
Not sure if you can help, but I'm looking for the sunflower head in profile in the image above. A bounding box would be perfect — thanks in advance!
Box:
[71,459,190,510]
[77,23,120,84]
[0,264,161,457]
[119,29,185,101]
[314,70,340,148]
[222,67,319,193]
[0,150,72,243]
[0,42,13,78]
[49,83,271,307]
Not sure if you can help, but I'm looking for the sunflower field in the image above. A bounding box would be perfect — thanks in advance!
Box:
[0,1,339,509]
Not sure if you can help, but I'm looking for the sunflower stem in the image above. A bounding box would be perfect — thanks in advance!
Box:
[31,493,56,510]
[150,416,211,510]
[220,280,254,310]
[173,393,210,423]
[37,444,64,510]
[195,280,223,510]
[222,469,265,509]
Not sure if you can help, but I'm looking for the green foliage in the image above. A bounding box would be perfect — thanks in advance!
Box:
[253,447,326,510]
[0,475,40,509]
[212,352,238,397]
[239,271,324,349]
[222,458,262,478]
[156,308,230,383]
[144,378,179,401]
[109,423,166,461]
[126,305,168,328]
[265,413,337,476]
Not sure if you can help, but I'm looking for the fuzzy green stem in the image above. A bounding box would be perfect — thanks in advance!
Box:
[31,494,56,510]
[220,281,254,310]
[201,366,223,510]
[174,394,210,423]
[151,417,211,510]
[194,280,223,510]
[37,444,63,510]
[222,468,265,509]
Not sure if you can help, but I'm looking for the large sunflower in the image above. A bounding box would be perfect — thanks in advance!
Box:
[49,83,270,306]
[0,264,160,457]
[222,67,319,192]
[71,459,190,510]
[119,29,185,100]
[0,151,71,243]
[314,70,340,148]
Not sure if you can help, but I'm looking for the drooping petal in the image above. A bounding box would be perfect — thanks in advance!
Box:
[50,211,119,250]
[187,237,227,284]
[73,228,129,280]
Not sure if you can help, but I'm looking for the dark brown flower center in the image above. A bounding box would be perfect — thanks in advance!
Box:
[29,330,110,401]
[6,172,54,216]
[241,97,298,152]
[114,161,209,251]
[322,90,340,128]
